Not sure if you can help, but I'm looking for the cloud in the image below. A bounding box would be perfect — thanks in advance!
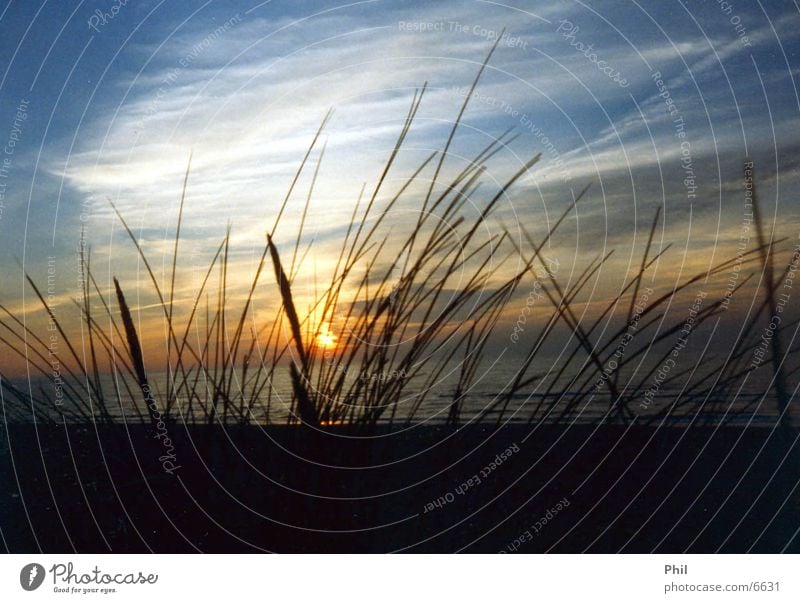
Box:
[30,0,799,327]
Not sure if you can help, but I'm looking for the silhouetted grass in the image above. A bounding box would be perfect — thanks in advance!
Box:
[1,44,796,436]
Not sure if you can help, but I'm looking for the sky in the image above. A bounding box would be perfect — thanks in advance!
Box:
[1,0,800,373]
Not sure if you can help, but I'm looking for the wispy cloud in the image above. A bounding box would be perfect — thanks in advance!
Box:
[20,0,797,321]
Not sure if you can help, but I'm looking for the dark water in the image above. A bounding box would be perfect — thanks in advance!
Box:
[4,360,787,427]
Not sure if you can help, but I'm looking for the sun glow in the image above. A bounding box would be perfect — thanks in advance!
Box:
[316,327,338,350]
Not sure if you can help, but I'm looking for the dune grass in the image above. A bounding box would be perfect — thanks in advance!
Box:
[0,49,796,435]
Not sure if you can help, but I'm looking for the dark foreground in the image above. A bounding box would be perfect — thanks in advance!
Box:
[1,422,798,552]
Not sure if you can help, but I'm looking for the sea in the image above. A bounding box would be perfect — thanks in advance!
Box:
[3,358,788,427]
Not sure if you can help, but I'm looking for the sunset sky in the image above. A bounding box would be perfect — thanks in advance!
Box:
[1,0,799,371]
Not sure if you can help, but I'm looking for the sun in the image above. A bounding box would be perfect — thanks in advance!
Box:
[316,328,338,350]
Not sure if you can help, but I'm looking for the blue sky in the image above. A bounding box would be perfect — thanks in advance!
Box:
[1,0,799,351]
